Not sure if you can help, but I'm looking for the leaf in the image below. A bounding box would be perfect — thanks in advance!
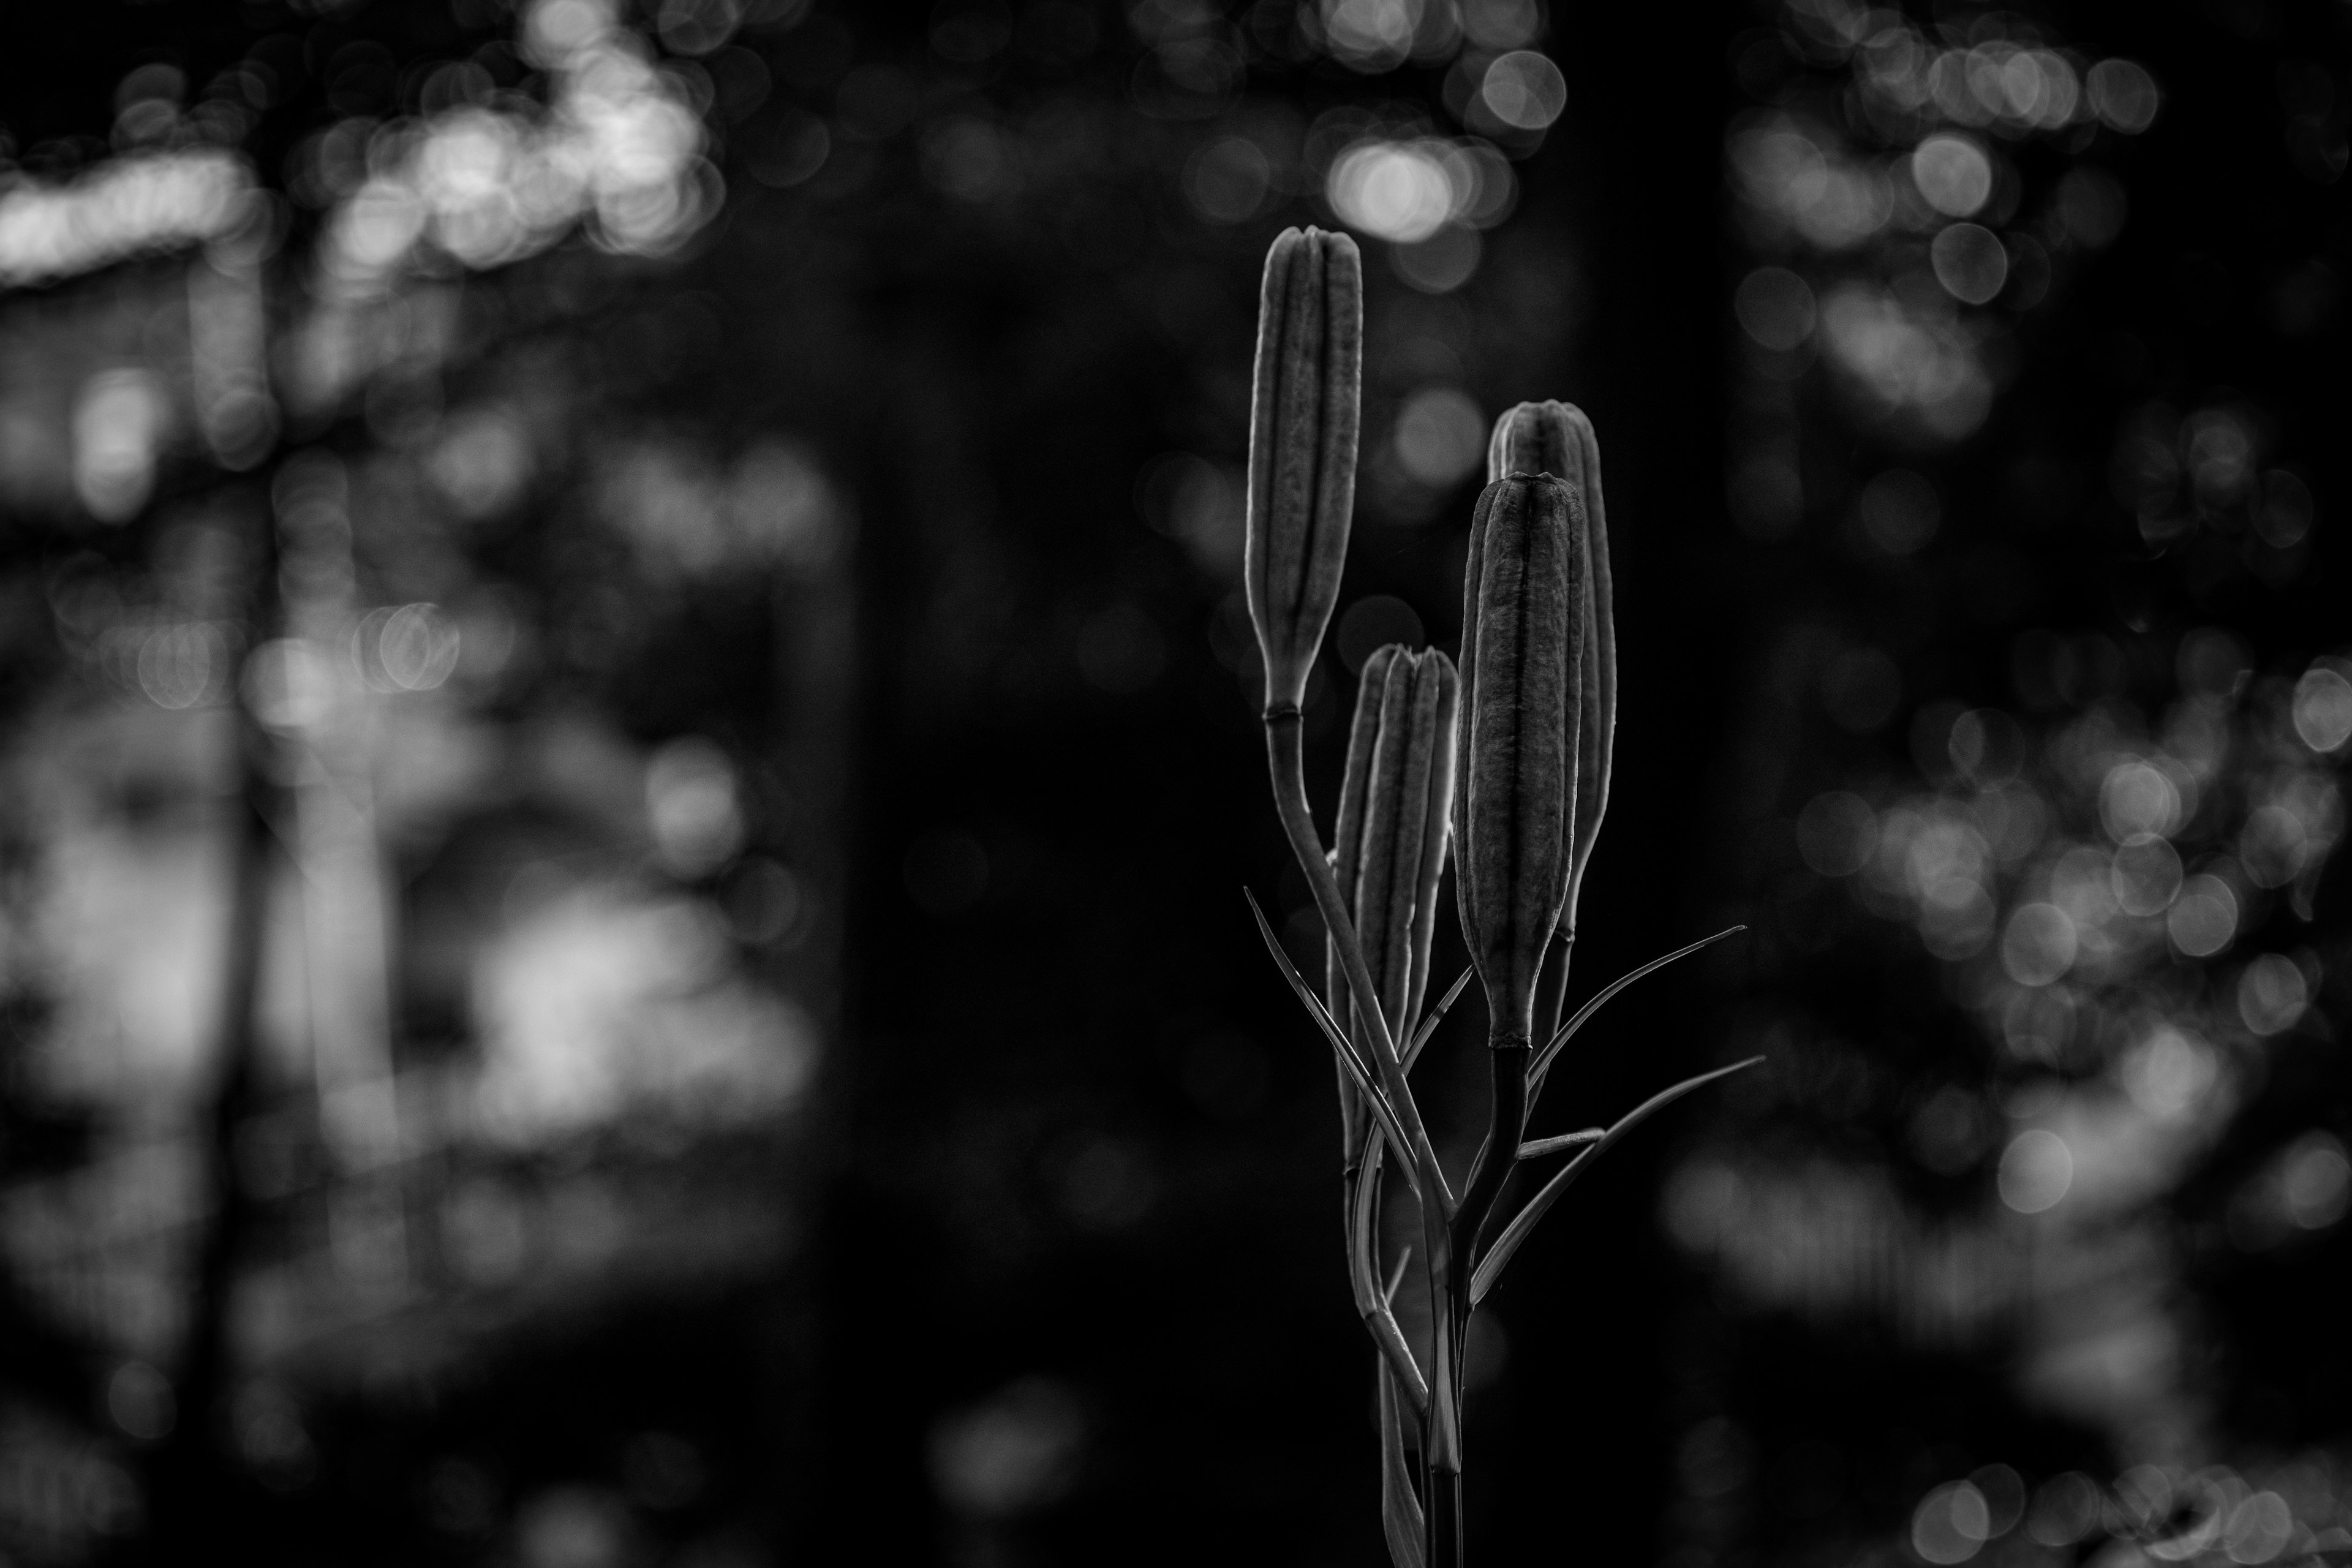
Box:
[1247,890,1422,1199]
[1529,926,1745,1088]
[1471,1057,1763,1305]
[1351,1139,1429,1411]
[1383,1244,1413,1306]
[1378,1357,1426,1568]
[1404,967,1472,1074]
[1515,1128,1604,1159]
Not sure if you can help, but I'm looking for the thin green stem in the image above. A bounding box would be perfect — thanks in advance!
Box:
[1347,1137,1429,1412]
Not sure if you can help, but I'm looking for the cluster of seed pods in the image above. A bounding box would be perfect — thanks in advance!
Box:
[1243,225,1632,1568]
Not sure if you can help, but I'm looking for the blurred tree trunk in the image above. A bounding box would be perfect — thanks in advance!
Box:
[148,487,282,1555]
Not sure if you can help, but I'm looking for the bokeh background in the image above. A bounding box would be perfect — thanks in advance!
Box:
[0,0,2345,1564]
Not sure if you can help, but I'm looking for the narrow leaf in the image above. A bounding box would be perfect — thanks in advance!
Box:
[1248,890,1422,1198]
[1383,1243,1413,1306]
[1404,967,1472,1074]
[1516,1128,1604,1159]
[1529,926,1745,1088]
[1378,1359,1426,1568]
[1472,1056,1763,1305]
[1351,1136,1430,1411]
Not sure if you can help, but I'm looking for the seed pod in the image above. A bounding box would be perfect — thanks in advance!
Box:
[1328,644,1458,1154]
[1354,646,1458,1043]
[1245,227,1363,714]
[1488,401,1614,929]
[1454,473,1585,1044]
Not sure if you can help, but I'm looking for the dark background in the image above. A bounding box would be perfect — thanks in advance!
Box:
[0,1,2345,1565]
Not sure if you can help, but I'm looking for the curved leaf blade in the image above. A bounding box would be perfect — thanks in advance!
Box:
[1529,926,1745,1088]
[1247,889,1423,1198]
[1472,1056,1762,1305]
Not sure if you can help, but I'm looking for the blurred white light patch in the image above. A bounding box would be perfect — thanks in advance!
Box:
[138,622,233,709]
[2111,834,2183,915]
[1918,876,1996,959]
[1910,134,1994,217]
[1393,386,1485,486]
[928,1378,1085,1519]
[1930,223,2008,305]
[430,406,535,520]
[1327,140,1455,243]
[1912,1480,1992,1564]
[2000,903,2077,987]
[317,0,711,296]
[242,637,341,733]
[1735,266,1816,352]
[0,149,252,287]
[2255,470,2313,548]
[2166,875,2238,957]
[600,437,844,579]
[2236,954,2310,1036]
[657,0,742,55]
[472,886,813,1142]
[1319,0,1423,71]
[1999,1128,2073,1213]
[352,603,462,693]
[2291,665,2352,752]
[2086,59,2162,134]
[2280,1135,2351,1230]
[2119,1027,2217,1122]
[646,737,745,878]
[1818,285,1992,440]
[1461,0,1541,50]
[107,1362,176,1443]
[72,370,173,524]
[2224,1491,2296,1563]
[2239,805,2312,888]
[1727,121,1893,251]
[1136,452,1245,574]
[2099,760,2184,841]
[1476,51,1567,132]
[2026,1474,2104,1547]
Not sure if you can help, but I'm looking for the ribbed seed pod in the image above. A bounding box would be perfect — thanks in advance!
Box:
[1454,473,1585,1044]
[1245,227,1363,714]
[1355,647,1458,1044]
[1328,645,1459,1143]
[1488,401,1614,927]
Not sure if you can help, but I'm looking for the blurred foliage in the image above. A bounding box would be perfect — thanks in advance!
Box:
[1,0,2340,1565]
[1678,1,2352,1566]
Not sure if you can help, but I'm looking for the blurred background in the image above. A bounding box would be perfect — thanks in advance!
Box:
[0,0,2345,1564]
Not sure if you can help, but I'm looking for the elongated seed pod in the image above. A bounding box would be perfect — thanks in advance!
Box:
[1402,655,1458,1038]
[1327,646,1458,1150]
[1488,401,1614,930]
[1357,648,1458,1044]
[1454,473,1584,1044]
[1245,227,1363,713]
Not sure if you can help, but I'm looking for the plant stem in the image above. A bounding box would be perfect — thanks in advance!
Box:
[1346,1139,1428,1411]
[1427,1463,1463,1568]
